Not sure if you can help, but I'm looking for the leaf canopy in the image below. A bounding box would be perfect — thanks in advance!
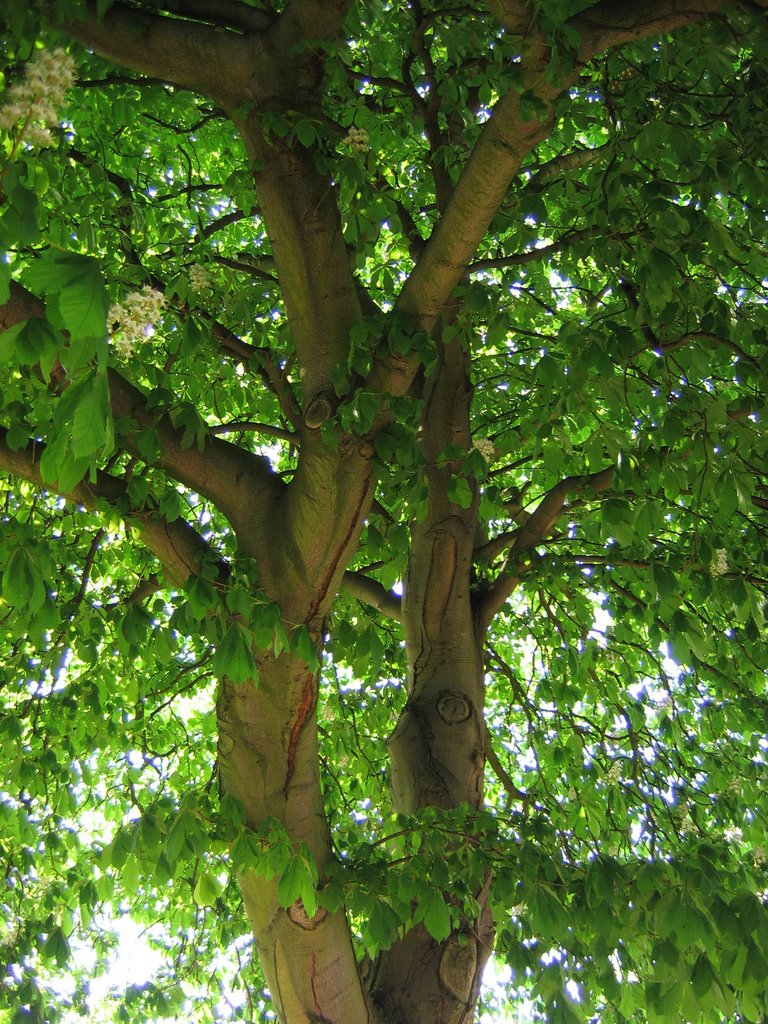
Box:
[1,1,768,1023]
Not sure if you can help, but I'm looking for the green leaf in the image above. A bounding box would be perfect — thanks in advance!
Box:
[365,898,402,953]
[0,260,10,304]
[291,625,320,670]
[185,575,217,620]
[41,926,70,968]
[0,318,59,367]
[691,953,716,999]
[2,546,46,612]
[193,870,223,907]
[24,252,107,338]
[276,843,318,916]
[58,266,108,338]
[448,475,473,509]
[0,320,27,361]
[417,889,452,942]
[70,370,114,459]
[294,119,317,147]
[212,622,258,684]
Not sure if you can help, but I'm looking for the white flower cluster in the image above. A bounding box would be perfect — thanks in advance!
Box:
[344,126,369,153]
[189,263,212,292]
[753,845,767,867]
[709,548,729,577]
[473,437,496,461]
[606,761,622,784]
[109,286,165,357]
[320,701,337,723]
[0,47,76,148]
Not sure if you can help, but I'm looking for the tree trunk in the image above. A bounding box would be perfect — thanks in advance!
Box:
[366,328,494,1024]
[217,652,372,1024]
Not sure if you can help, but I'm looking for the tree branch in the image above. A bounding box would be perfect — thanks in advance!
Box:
[483,722,528,803]
[161,0,274,33]
[209,420,296,444]
[510,467,615,555]
[107,368,283,536]
[0,279,283,538]
[475,467,615,629]
[469,227,602,273]
[267,0,351,57]
[570,0,732,61]
[398,0,744,340]
[524,141,612,192]
[342,571,403,622]
[207,320,301,428]
[392,42,560,335]
[0,428,215,586]
[0,281,45,332]
[482,0,534,36]
[659,331,764,374]
[60,0,259,105]
[201,210,251,239]
[210,253,278,282]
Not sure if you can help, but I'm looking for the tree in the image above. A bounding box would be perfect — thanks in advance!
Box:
[1,0,768,1021]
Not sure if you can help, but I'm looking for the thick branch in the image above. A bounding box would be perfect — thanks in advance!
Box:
[0,281,45,331]
[570,0,732,60]
[393,44,559,334]
[61,0,259,104]
[107,369,283,536]
[342,570,403,622]
[482,0,533,35]
[0,428,214,586]
[267,0,351,57]
[0,280,283,539]
[394,0,742,356]
[512,467,615,554]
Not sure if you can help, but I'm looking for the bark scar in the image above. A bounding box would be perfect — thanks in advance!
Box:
[423,530,457,640]
[308,951,334,1023]
[305,472,371,624]
[284,671,316,796]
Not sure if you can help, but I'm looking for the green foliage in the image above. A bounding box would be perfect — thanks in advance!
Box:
[1,2,768,1023]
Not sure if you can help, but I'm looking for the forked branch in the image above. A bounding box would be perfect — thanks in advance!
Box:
[475,467,615,629]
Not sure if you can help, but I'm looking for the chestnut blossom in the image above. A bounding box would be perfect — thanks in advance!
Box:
[606,761,622,784]
[473,437,496,461]
[189,263,213,292]
[709,548,729,577]
[0,47,76,148]
[109,286,165,357]
[344,126,369,153]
